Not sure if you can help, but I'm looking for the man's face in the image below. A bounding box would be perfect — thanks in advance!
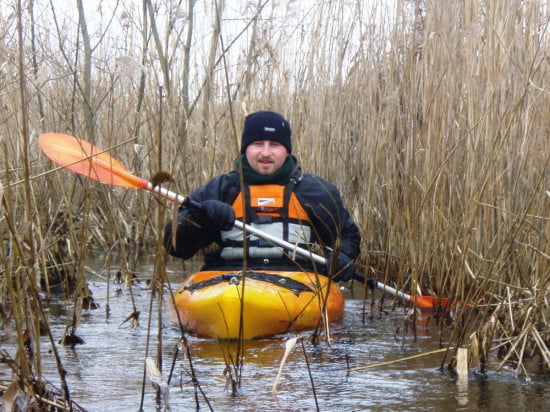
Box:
[245,140,289,175]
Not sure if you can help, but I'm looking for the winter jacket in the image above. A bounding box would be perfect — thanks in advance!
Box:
[164,159,361,273]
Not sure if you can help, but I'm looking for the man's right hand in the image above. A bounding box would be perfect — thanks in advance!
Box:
[201,200,235,231]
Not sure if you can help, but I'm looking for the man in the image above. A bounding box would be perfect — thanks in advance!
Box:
[164,111,360,281]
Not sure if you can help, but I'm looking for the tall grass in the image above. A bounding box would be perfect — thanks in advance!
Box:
[0,0,548,405]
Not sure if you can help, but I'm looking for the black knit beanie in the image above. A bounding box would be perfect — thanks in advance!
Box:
[240,111,292,154]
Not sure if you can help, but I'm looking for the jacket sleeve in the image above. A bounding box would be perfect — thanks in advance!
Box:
[297,175,361,261]
[163,175,233,259]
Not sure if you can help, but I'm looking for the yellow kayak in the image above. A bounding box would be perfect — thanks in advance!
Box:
[170,270,344,339]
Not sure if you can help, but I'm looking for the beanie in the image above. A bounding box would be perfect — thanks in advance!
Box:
[240,111,292,154]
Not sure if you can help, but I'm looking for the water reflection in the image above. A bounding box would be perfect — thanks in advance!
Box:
[455,376,469,408]
[1,256,549,411]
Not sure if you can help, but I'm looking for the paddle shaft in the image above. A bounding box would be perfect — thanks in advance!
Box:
[351,272,413,303]
[148,181,187,204]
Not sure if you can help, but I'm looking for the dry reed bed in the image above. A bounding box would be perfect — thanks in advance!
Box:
[0,0,548,406]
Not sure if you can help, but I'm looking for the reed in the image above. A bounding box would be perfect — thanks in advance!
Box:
[0,0,548,405]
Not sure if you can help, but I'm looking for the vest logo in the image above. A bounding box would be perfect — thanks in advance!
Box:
[257,198,276,206]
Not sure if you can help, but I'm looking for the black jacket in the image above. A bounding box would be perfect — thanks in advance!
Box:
[164,162,361,272]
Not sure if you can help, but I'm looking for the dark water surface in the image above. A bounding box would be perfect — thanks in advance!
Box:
[2,255,549,411]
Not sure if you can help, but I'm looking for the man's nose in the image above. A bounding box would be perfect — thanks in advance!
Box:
[260,142,271,153]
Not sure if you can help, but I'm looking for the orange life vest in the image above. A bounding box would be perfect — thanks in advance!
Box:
[220,184,313,261]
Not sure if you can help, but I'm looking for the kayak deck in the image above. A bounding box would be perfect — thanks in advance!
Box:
[170,270,344,339]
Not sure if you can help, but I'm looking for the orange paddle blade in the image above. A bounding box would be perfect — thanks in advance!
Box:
[39,133,149,189]
[411,295,473,311]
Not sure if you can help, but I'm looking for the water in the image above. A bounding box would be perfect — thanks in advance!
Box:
[2,255,549,411]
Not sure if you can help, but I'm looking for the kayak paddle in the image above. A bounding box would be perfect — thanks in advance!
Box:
[38,132,466,310]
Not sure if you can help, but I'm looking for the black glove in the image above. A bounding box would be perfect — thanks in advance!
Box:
[325,251,356,282]
[200,200,235,231]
